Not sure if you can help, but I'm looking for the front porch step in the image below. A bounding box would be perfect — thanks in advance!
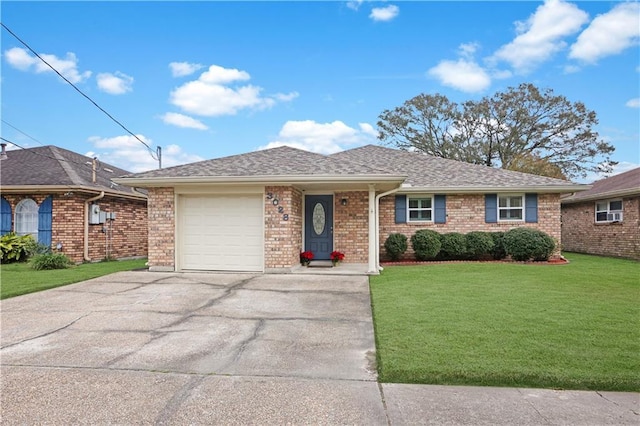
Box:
[307,260,334,268]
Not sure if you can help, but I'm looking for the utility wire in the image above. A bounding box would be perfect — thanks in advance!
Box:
[1,119,45,146]
[0,22,160,164]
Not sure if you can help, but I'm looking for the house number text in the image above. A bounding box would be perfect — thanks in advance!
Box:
[266,192,289,221]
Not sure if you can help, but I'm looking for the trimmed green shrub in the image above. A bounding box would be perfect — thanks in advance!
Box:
[384,233,408,261]
[491,232,508,260]
[465,231,495,259]
[30,253,73,270]
[0,233,36,263]
[439,232,468,260]
[504,227,556,261]
[411,229,441,261]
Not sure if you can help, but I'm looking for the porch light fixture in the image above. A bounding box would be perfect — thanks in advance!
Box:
[341,198,348,206]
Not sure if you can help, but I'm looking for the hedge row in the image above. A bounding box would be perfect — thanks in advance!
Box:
[384,228,555,262]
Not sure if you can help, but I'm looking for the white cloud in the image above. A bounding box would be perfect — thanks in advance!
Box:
[160,112,209,130]
[274,91,300,102]
[625,98,640,108]
[428,59,491,93]
[493,0,588,73]
[87,135,204,173]
[169,61,204,77]
[170,64,295,117]
[369,5,399,22]
[96,71,133,95]
[346,0,363,11]
[569,2,640,63]
[563,64,581,74]
[458,42,479,59]
[4,47,91,83]
[259,120,377,154]
[581,161,640,183]
[359,122,378,138]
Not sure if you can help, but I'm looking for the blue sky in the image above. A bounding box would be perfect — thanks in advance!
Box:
[2,1,639,182]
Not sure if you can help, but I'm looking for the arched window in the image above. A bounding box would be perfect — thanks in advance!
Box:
[15,198,38,240]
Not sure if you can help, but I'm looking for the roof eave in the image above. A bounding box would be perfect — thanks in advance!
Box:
[0,185,147,200]
[398,184,591,194]
[112,174,408,187]
[561,187,640,204]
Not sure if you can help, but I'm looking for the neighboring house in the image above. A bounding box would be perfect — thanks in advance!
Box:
[0,145,148,263]
[114,144,587,274]
[561,168,639,260]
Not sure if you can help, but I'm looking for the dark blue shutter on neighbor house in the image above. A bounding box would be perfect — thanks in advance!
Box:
[434,195,446,224]
[485,194,498,223]
[0,197,12,235]
[395,195,407,224]
[38,196,53,246]
[525,193,538,223]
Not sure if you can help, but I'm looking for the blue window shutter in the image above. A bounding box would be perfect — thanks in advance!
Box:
[395,195,407,224]
[38,196,53,246]
[485,194,497,223]
[434,195,446,224]
[525,193,538,223]
[0,197,12,235]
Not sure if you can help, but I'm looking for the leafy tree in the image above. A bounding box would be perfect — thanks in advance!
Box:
[377,83,616,179]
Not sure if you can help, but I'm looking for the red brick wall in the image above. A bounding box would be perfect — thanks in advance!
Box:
[146,187,175,269]
[561,196,640,260]
[2,193,147,263]
[264,186,302,269]
[333,191,369,263]
[379,193,562,261]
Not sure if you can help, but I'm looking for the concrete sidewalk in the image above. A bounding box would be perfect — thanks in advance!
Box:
[1,271,638,425]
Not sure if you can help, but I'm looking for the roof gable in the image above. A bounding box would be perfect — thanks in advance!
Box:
[0,145,142,197]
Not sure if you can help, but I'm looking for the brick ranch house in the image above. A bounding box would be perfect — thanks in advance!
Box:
[114,144,588,274]
[561,167,639,260]
[0,145,148,263]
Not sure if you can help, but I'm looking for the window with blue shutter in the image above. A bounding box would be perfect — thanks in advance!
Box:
[395,195,407,224]
[485,194,498,223]
[38,195,53,247]
[434,195,446,224]
[0,197,11,235]
[525,193,538,223]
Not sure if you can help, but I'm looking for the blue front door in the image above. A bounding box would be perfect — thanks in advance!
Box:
[305,195,333,260]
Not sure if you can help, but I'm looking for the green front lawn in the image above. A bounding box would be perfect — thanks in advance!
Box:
[0,258,148,299]
[370,253,640,391]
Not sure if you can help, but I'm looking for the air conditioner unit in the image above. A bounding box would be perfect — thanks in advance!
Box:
[607,212,623,222]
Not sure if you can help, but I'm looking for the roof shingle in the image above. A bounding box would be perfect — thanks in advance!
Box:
[0,145,142,196]
[561,167,640,203]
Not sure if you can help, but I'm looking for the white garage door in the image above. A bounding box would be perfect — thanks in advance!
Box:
[179,194,263,271]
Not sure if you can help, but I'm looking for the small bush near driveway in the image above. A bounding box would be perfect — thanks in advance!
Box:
[370,253,639,391]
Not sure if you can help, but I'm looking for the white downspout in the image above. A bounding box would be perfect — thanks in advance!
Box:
[374,186,401,273]
[84,191,104,262]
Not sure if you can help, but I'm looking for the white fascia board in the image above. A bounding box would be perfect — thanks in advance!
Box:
[396,184,592,194]
[112,174,407,187]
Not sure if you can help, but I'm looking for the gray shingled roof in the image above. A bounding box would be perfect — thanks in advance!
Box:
[121,145,394,178]
[118,144,585,191]
[331,145,577,189]
[562,167,640,203]
[0,145,144,197]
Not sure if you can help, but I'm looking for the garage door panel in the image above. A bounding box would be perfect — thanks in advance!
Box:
[179,195,263,271]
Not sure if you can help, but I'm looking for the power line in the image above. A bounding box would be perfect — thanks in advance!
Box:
[0,21,161,167]
[1,119,45,146]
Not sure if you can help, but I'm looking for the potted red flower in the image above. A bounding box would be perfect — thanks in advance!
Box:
[300,251,314,266]
[330,251,345,266]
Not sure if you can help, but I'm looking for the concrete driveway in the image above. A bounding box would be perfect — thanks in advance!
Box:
[2,271,638,425]
[1,271,385,424]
